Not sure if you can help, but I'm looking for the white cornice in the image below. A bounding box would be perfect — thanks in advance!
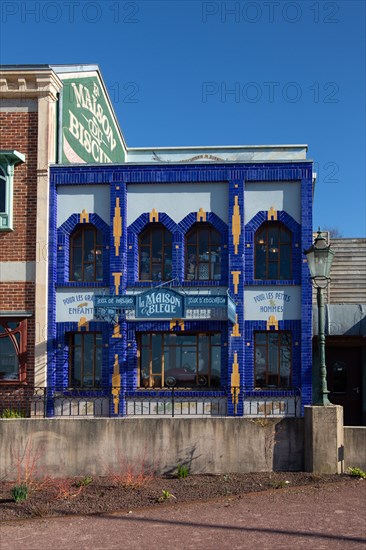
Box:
[0,69,62,101]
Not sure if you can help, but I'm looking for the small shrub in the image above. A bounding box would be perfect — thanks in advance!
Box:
[11,483,29,503]
[348,467,366,479]
[0,409,25,418]
[75,476,93,487]
[107,455,155,489]
[176,465,189,479]
[158,490,176,502]
[53,479,83,500]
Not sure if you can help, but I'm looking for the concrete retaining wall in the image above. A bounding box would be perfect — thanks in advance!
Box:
[344,427,366,470]
[0,417,304,480]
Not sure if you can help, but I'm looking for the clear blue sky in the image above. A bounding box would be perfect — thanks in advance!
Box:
[1,0,365,237]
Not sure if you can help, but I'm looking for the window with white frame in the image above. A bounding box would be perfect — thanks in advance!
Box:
[0,151,25,231]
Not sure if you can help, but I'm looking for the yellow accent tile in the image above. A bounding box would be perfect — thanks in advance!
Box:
[170,319,185,331]
[150,208,159,222]
[267,207,278,221]
[112,272,122,295]
[232,196,241,254]
[267,315,278,330]
[113,198,122,256]
[231,353,240,404]
[231,315,241,337]
[112,323,122,338]
[231,271,241,294]
[80,209,89,223]
[111,354,121,414]
[197,208,206,222]
[78,317,89,331]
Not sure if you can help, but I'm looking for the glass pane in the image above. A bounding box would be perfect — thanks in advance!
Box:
[198,335,209,374]
[164,229,172,244]
[268,337,279,375]
[96,230,103,245]
[186,252,197,280]
[72,248,83,280]
[187,231,196,245]
[140,248,150,280]
[151,264,162,281]
[73,231,82,246]
[211,347,221,383]
[280,245,291,279]
[268,226,279,246]
[255,246,266,279]
[0,180,5,213]
[140,230,150,245]
[140,348,150,383]
[280,227,291,243]
[255,345,266,386]
[181,347,196,371]
[198,263,210,280]
[152,334,162,374]
[211,333,221,345]
[179,335,196,346]
[255,333,266,345]
[72,347,82,386]
[332,362,347,393]
[84,229,95,253]
[0,336,19,379]
[141,334,150,346]
[199,229,209,256]
[268,261,278,280]
[210,229,221,245]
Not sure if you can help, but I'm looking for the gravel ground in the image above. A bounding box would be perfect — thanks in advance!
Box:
[0,477,364,550]
[0,472,348,521]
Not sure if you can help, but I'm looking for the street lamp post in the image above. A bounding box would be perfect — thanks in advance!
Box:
[304,230,335,406]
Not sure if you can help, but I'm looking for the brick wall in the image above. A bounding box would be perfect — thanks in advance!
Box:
[0,111,38,261]
[0,110,38,388]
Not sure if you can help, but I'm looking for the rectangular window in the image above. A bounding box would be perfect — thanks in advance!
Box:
[254,331,292,388]
[69,332,102,388]
[139,332,221,389]
[0,151,25,231]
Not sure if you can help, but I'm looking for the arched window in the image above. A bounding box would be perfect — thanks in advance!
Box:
[70,224,103,282]
[0,319,27,382]
[139,224,172,281]
[186,224,221,281]
[255,223,292,280]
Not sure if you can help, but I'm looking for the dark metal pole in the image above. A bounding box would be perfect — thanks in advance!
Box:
[316,286,331,405]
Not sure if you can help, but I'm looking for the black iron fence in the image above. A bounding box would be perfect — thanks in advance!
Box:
[0,386,301,418]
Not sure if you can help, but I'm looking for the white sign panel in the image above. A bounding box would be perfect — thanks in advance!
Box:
[244,286,301,321]
[56,289,107,323]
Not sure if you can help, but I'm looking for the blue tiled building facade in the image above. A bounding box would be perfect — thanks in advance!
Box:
[48,158,313,416]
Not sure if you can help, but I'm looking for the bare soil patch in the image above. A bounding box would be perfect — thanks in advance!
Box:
[0,472,353,522]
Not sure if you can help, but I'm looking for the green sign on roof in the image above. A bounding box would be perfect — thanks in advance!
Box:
[61,74,125,164]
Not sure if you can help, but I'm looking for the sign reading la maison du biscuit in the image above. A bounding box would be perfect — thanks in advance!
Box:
[56,290,106,322]
[61,73,125,164]
[244,287,301,321]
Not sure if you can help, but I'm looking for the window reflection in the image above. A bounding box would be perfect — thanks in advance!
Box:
[255,223,292,280]
[139,225,172,281]
[255,331,292,388]
[139,333,221,388]
[70,224,103,282]
[186,224,221,281]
